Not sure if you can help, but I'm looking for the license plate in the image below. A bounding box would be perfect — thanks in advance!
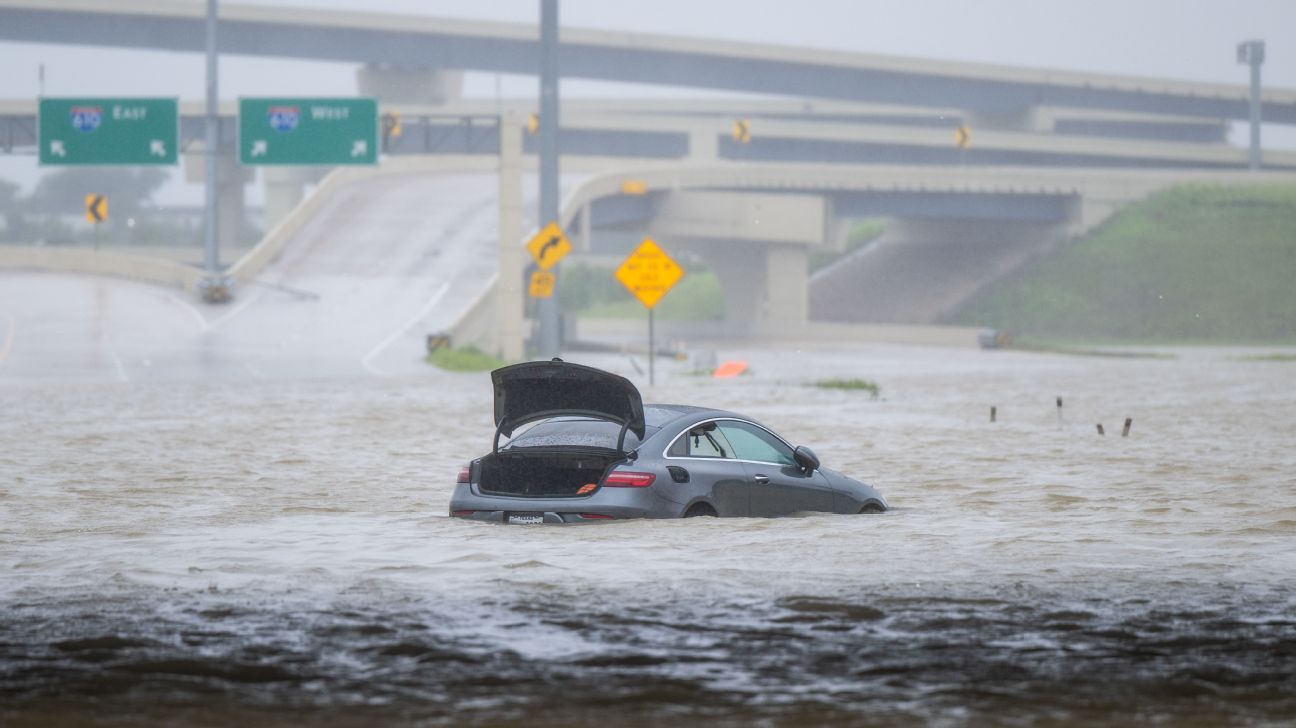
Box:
[507,512,544,525]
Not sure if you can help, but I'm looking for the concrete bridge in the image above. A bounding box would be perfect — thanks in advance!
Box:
[3,0,1296,129]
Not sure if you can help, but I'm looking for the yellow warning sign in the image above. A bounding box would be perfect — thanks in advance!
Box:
[732,119,751,144]
[955,124,971,149]
[529,270,555,298]
[85,194,107,224]
[615,238,684,309]
[526,221,571,271]
[527,113,540,135]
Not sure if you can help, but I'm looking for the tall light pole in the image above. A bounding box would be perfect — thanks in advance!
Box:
[201,0,226,300]
[1237,39,1265,171]
[536,0,561,357]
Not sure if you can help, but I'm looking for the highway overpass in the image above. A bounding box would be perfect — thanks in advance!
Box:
[3,0,1295,129]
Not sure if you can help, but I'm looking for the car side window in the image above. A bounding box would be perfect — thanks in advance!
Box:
[668,424,734,458]
[717,421,796,466]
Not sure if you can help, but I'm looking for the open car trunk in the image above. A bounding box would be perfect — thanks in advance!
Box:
[477,450,623,498]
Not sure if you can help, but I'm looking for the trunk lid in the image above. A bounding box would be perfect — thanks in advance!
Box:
[492,360,645,441]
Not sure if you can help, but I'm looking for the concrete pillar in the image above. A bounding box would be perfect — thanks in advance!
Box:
[184,143,252,255]
[216,151,244,252]
[764,243,808,333]
[700,240,764,335]
[263,167,308,232]
[496,114,525,361]
[688,126,719,161]
[577,202,591,252]
[356,64,463,105]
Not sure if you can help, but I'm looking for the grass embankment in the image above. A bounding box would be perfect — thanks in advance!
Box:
[944,185,1296,343]
[426,346,506,372]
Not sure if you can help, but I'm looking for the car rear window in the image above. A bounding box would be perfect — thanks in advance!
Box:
[504,417,658,451]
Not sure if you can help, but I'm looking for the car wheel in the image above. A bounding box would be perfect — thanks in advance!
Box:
[684,503,717,518]
[859,503,886,514]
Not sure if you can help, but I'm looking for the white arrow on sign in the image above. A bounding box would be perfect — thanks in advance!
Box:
[149,140,167,157]
[251,140,268,157]
[350,140,368,157]
[50,140,66,157]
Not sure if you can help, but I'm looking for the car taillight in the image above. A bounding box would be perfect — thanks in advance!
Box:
[450,510,475,517]
[603,471,655,487]
[579,513,615,520]
[457,465,471,484]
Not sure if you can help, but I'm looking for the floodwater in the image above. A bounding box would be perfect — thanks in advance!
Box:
[3,341,1296,726]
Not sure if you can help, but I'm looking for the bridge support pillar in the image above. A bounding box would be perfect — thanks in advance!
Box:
[700,240,808,336]
[688,126,719,160]
[356,64,463,105]
[263,167,311,231]
[495,114,525,361]
[186,143,251,257]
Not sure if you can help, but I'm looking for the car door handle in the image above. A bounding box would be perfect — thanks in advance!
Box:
[753,474,770,484]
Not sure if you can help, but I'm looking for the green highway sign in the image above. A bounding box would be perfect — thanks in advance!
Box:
[239,97,378,165]
[39,97,178,166]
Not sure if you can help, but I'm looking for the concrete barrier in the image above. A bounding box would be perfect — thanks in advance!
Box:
[0,244,201,291]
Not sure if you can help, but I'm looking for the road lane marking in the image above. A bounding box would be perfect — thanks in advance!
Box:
[108,347,129,383]
[361,282,451,377]
[0,315,15,364]
[209,289,264,331]
[163,292,211,332]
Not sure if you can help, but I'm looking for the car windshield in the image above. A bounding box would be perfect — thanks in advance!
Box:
[503,417,658,451]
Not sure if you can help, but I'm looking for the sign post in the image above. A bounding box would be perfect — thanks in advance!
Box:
[39,98,178,165]
[614,238,684,386]
[238,97,379,165]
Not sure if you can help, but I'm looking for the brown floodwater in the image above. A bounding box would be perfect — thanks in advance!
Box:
[2,343,1295,726]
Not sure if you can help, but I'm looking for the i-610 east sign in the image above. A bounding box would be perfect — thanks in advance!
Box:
[239,98,378,165]
[39,97,178,165]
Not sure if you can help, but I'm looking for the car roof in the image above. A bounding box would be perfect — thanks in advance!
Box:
[644,404,743,428]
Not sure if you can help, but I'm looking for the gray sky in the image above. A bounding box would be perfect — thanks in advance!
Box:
[2,0,1294,202]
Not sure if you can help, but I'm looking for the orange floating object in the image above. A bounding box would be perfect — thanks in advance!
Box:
[712,360,748,379]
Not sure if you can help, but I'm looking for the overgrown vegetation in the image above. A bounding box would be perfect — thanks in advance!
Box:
[1239,353,1296,362]
[813,378,880,398]
[945,185,1296,343]
[426,345,506,372]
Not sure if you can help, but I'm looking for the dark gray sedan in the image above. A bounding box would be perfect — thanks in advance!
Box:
[449,360,888,524]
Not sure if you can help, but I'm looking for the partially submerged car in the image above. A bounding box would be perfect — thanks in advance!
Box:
[449,360,887,524]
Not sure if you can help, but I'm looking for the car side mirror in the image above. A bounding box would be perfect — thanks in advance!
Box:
[793,445,820,473]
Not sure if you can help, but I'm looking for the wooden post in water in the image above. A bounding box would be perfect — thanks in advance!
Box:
[1122,418,1133,437]
[990,406,997,423]
[1096,423,1105,436]
[1056,397,1064,427]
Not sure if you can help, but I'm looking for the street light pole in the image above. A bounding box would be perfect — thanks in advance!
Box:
[200,0,229,301]
[1237,39,1265,171]
[536,0,561,357]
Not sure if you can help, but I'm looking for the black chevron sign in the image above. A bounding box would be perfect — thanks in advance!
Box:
[85,194,107,224]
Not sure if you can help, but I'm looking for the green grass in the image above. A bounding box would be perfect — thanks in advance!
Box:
[426,345,506,372]
[944,184,1296,343]
[813,378,880,398]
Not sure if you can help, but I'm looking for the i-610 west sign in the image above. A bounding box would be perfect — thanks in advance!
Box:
[238,97,378,165]
[39,97,178,165]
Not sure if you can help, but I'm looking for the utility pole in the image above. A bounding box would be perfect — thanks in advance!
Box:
[535,0,561,357]
[1237,39,1265,171]
[200,0,230,302]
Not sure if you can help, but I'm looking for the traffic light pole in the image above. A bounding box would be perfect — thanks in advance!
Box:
[535,0,561,357]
